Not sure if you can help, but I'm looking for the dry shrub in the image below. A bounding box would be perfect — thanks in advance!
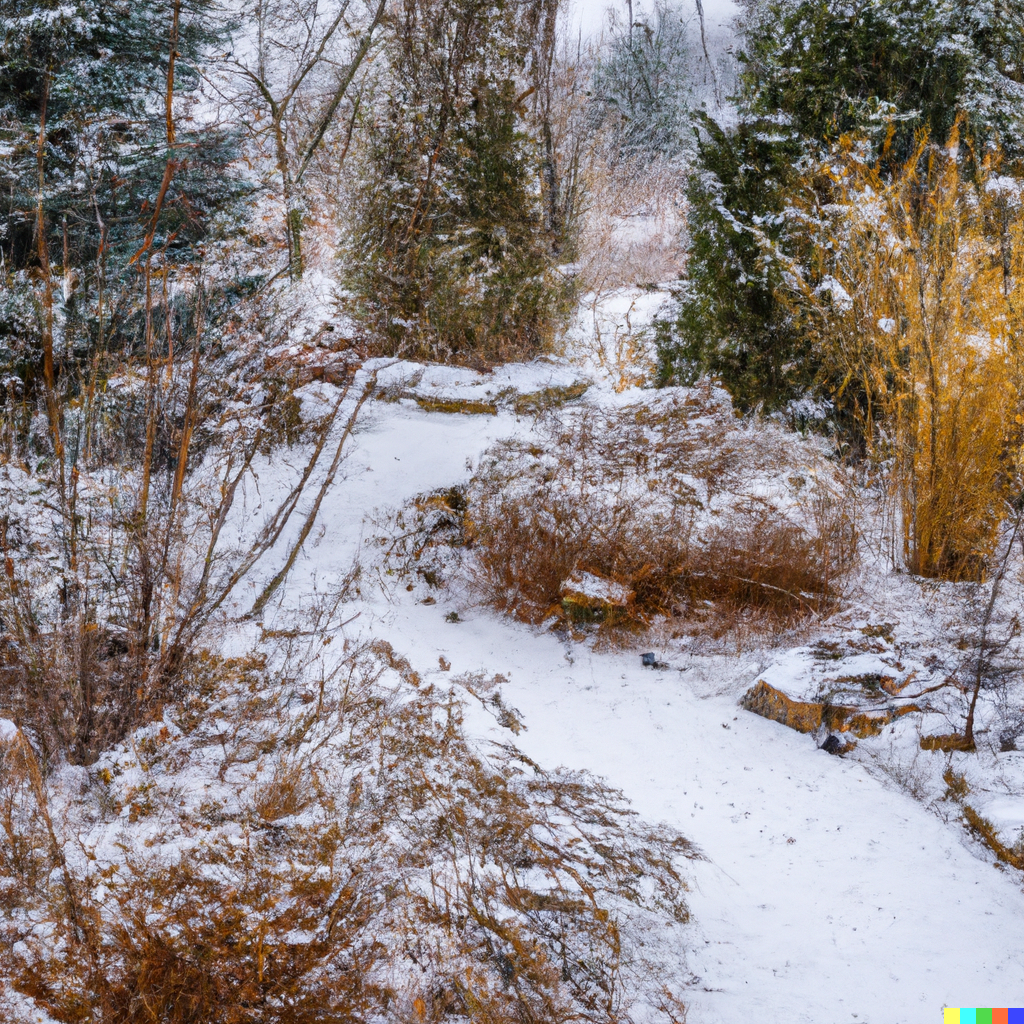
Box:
[788,123,1024,580]
[0,278,377,768]
[692,499,854,621]
[467,385,855,630]
[252,756,313,821]
[16,838,384,1024]
[577,154,686,292]
[0,640,696,1024]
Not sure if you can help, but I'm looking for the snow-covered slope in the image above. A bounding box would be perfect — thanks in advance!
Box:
[253,339,1024,1020]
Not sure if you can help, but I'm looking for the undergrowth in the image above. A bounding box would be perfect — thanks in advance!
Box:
[0,630,697,1024]
[464,384,856,633]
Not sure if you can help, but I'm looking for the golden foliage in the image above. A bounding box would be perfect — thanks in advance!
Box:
[787,123,1024,579]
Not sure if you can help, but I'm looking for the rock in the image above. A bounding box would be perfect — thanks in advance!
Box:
[920,733,975,752]
[740,680,920,738]
[740,681,826,733]
[641,652,656,667]
[559,572,635,624]
[821,734,843,755]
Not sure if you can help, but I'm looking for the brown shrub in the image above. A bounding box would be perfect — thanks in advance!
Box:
[466,390,856,631]
[0,645,697,1024]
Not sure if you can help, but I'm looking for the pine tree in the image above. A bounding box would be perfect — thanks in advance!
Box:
[0,0,239,386]
[344,0,567,363]
[657,0,1024,411]
[590,0,697,162]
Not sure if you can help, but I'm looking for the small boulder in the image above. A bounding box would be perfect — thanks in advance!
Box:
[740,680,825,733]
[559,572,635,624]
[821,734,843,755]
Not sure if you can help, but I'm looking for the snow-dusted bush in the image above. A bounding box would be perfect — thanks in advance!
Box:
[0,638,696,1023]
[467,384,856,630]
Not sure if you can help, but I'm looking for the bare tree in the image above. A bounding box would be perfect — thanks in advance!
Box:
[225,0,387,278]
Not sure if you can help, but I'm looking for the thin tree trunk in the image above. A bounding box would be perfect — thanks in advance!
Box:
[35,70,68,524]
[964,505,1024,746]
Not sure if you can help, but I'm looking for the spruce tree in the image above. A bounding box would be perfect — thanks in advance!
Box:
[0,0,238,387]
[345,0,566,363]
[658,0,1024,411]
[590,0,697,162]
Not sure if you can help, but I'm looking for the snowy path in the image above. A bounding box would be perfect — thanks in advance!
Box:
[363,603,1024,1023]
[286,396,1024,1023]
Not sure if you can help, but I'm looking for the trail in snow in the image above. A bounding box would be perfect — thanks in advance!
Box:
[271,386,1024,1023]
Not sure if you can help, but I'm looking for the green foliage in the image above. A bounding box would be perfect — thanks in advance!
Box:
[656,114,813,410]
[345,0,567,363]
[740,0,1024,160]
[657,0,1024,411]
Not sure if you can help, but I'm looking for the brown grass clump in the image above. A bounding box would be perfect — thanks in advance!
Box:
[0,641,697,1024]
[740,680,918,738]
[414,397,498,416]
[467,386,856,632]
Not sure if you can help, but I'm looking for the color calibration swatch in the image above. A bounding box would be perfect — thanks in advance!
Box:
[944,1011,1024,1023]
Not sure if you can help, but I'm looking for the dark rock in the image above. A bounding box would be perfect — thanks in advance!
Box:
[641,652,656,667]
[821,734,843,755]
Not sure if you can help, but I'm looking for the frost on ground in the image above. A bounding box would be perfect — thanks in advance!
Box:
[3,288,1024,1022]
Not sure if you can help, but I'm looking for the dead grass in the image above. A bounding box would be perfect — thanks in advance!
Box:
[466,387,856,633]
[0,638,698,1024]
[252,757,313,821]
[414,397,498,416]
[788,126,1024,581]
[577,154,686,292]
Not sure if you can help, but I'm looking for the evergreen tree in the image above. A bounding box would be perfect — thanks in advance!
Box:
[658,0,1024,410]
[345,0,567,363]
[658,113,810,408]
[591,0,697,162]
[741,0,1024,159]
[0,0,239,387]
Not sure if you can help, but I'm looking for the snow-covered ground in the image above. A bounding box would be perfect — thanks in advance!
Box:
[6,288,1024,1022]
[243,327,1024,1020]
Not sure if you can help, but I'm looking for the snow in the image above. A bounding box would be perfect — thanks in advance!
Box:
[560,571,634,606]
[353,604,1024,1020]
[8,287,1024,1021]
[0,718,18,742]
[816,275,854,311]
[240,325,1024,1018]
